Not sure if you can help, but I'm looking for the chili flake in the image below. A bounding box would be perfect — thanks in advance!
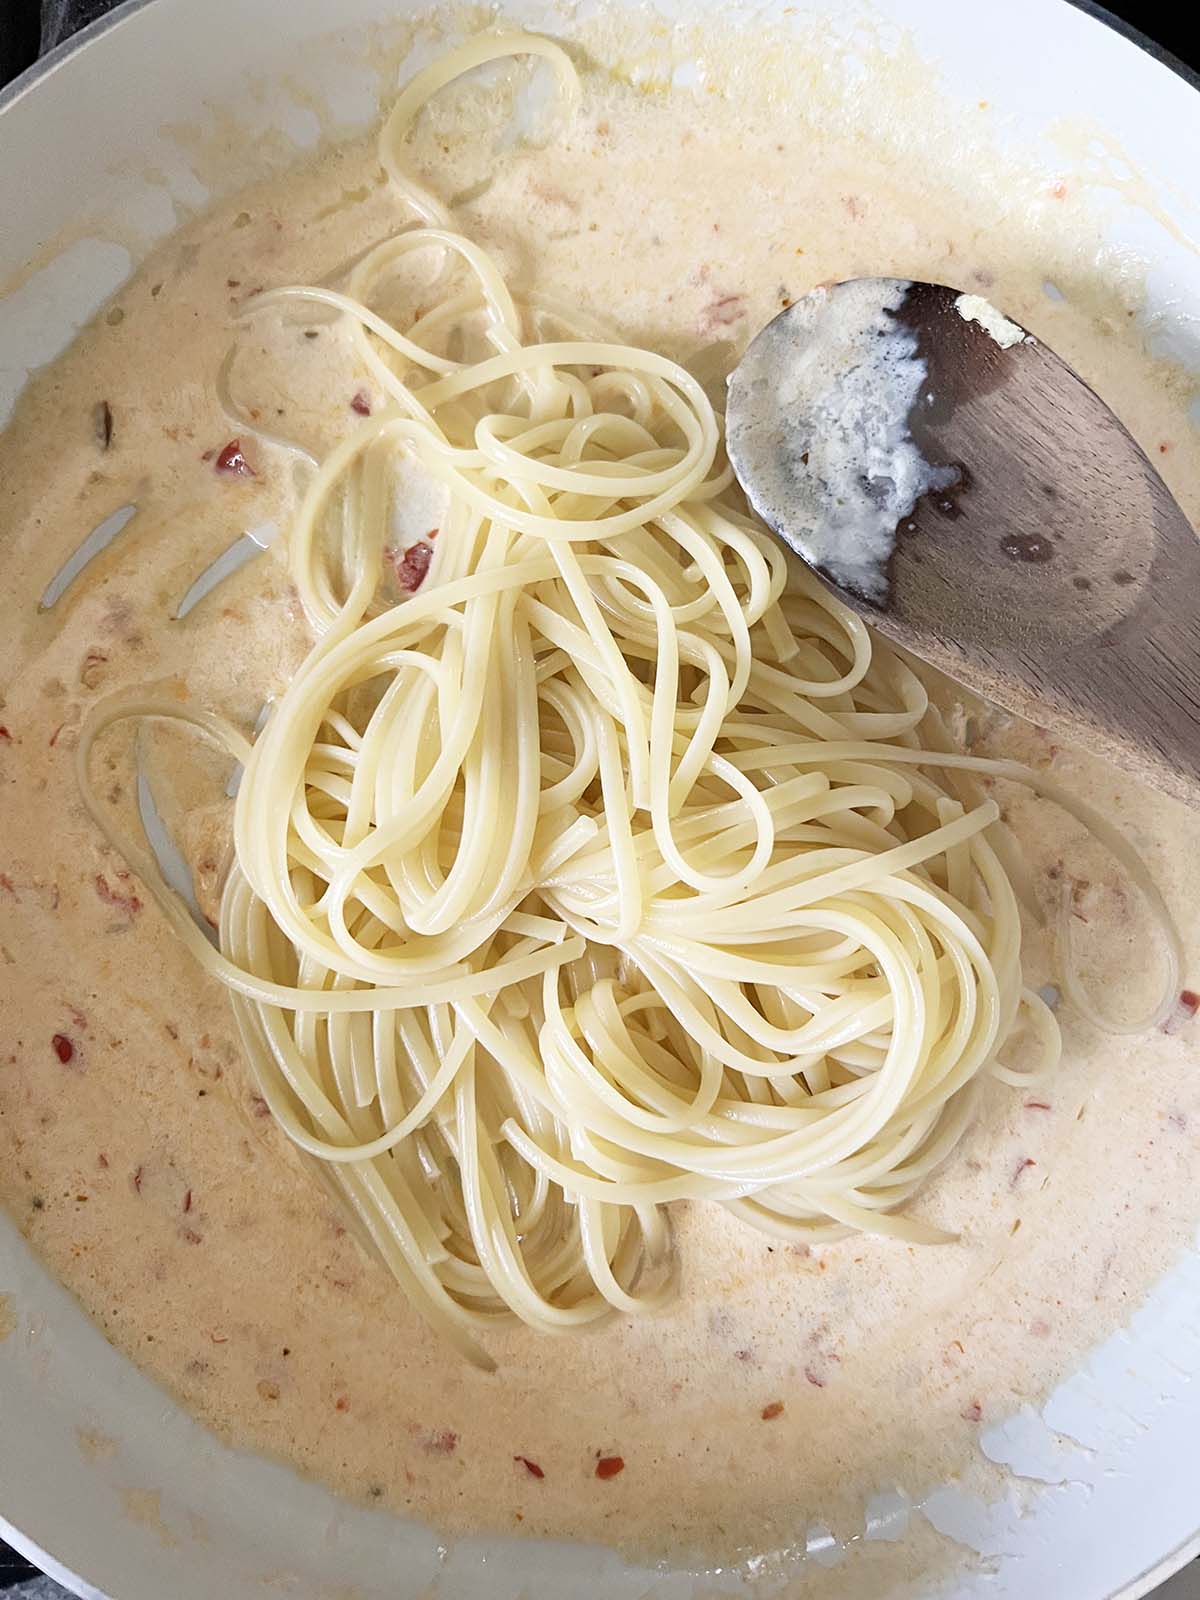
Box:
[1163,990,1200,1035]
[214,439,256,477]
[393,541,433,592]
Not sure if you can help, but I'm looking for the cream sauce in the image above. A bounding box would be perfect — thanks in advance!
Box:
[2,42,1200,1574]
[726,277,960,601]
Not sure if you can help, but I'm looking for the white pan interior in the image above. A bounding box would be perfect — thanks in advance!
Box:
[2,2,1199,1597]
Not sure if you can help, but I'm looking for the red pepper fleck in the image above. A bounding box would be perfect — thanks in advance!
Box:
[335,1395,350,1413]
[701,293,746,329]
[214,439,256,477]
[182,1228,203,1245]
[804,1368,825,1389]
[132,1165,143,1194]
[1162,991,1200,1035]
[0,873,15,897]
[961,1400,983,1422]
[1159,442,1172,454]
[514,1455,545,1479]
[350,390,372,416]
[1024,1100,1052,1111]
[595,1455,624,1479]
[1069,880,1093,924]
[183,1189,193,1213]
[760,1400,784,1420]
[48,724,66,748]
[249,1094,271,1118]
[51,1034,74,1064]
[426,526,440,540]
[95,873,142,917]
[421,1429,457,1455]
[391,541,433,592]
[97,1152,109,1169]
[0,726,11,742]
[1011,1157,1036,1188]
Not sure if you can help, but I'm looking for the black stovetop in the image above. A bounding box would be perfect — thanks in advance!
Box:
[0,0,1196,1593]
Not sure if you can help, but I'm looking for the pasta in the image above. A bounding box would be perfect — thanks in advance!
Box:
[77,33,1179,1369]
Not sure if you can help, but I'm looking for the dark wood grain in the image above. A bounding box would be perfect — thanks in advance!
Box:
[891,283,1200,801]
[733,279,1200,803]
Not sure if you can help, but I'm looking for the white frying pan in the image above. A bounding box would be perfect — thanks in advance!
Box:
[2,3,1199,1596]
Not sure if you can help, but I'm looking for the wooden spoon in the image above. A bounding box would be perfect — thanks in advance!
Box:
[725,278,1200,802]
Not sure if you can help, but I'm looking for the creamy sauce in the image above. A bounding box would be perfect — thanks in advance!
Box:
[2,43,1200,1574]
[954,292,1028,349]
[727,277,958,601]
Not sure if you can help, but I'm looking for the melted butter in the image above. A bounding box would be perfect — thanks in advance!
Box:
[2,39,1200,1576]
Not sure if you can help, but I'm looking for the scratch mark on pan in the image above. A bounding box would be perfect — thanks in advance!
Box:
[173,522,277,620]
[39,504,137,610]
